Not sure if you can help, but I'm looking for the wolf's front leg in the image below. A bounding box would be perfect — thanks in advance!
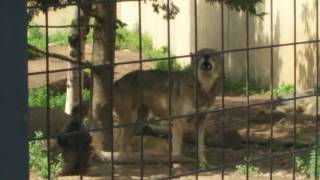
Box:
[172,120,185,156]
[172,119,185,171]
[198,119,207,167]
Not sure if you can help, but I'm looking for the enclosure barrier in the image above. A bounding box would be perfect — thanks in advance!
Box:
[0,0,28,179]
[26,0,320,179]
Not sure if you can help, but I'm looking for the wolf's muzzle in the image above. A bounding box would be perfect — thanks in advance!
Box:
[201,61,212,71]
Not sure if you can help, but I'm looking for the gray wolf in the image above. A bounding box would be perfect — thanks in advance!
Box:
[276,89,319,116]
[113,48,223,163]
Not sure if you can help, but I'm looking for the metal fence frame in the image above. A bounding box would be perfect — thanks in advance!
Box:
[0,0,28,179]
[25,0,320,179]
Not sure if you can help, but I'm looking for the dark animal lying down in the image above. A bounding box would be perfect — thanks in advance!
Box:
[57,119,92,175]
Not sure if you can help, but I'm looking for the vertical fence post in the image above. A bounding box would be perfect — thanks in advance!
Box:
[0,0,28,179]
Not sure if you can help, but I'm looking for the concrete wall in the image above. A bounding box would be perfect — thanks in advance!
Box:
[34,0,319,90]
[118,0,319,90]
[33,6,76,33]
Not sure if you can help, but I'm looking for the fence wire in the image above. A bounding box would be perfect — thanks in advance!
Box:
[27,0,320,179]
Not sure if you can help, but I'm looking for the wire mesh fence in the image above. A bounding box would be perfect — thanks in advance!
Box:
[26,0,320,179]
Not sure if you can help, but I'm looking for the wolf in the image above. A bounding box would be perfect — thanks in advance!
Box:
[113,48,223,163]
[276,89,319,116]
[57,107,93,175]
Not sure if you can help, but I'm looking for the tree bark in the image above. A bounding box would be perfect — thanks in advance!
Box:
[65,8,90,115]
[90,3,116,151]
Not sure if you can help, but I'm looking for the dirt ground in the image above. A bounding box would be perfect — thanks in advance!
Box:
[28,46,316,180]
[28,46,152,89]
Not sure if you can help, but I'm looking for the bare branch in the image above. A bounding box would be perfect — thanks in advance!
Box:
[80,5,101,20]
[28,44,91,66]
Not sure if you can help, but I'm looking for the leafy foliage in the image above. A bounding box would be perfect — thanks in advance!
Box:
[224,75,295,96]
[27,0,265,55]
[27,22,151,50]
[28,87,66,110]
[28,0,264,22]
[236,163,260,175]
[224,71,267,95]
[28,22,69,49]
[48,30,69,46]
[145,46,182,72]
[146,0,264,19]
[296,148,320,177]
[27,0,73,22]
[115,25,153,50]
[144,46,168,59]
[273,84,294,96]
[146,0,180,19]
[29,131,63,179]
[153,59,182,72]
[28,87,90,110]
[271,143,287,152]
[206,0,266,17]
[313,85,320,95]
[28,22,46,50]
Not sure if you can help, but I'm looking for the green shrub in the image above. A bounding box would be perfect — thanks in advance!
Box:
[49,30,69,46]
[49,93,66,111]
[28,87,47,108]
[224,72,267,95]
[87,29,93,45]
[314,86,320,95]
[82,88,91,100]
[224,76,241,94]
[146,47,182,72]
[144,46,167,59]
[235,163,260,175]
[28,22,154,53]
[115,25,153,50]
[271,143,287,152]
[28,87,66,111]
[153,59,182,72]
[28,22,69,48]
[28,23,46,50]
[273,84,294,96]
[86,18,95,45]
[81,24,153,50]
[296,146,320,177]
[29,131,63,179]
[29,87,90,111]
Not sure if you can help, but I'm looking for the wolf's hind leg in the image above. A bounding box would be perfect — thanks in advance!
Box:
[197,119,207,166]
[117,111,137,152]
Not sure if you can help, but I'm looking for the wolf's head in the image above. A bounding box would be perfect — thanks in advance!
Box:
[192,48,223,93]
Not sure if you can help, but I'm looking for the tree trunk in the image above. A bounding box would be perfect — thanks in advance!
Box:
[90,4,116,151]
[65,8,89,115]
